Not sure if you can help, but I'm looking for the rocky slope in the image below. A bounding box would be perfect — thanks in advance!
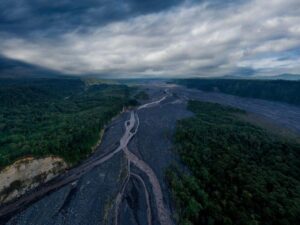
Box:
[0,157,67,203]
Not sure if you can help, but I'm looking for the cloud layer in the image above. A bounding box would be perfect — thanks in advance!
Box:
[0,0,299,77]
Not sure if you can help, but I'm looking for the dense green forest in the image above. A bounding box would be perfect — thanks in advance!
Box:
[174,79,300,105]
[0,77,134,169]
[167,101,300,225]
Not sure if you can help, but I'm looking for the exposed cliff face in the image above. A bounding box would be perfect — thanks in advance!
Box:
[0,157,67,204]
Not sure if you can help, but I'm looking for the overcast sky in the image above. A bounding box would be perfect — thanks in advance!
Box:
[0,0,299,78]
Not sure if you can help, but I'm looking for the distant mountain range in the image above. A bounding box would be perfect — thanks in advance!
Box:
[260,74,300,81]
[222,74,300,81]
[0,56,65,78]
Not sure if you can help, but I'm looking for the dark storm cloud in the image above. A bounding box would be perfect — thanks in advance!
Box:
[0,0,187,36]
[0,0,243,36]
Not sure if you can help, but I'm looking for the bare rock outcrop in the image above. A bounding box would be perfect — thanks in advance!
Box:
[0,157,67,204]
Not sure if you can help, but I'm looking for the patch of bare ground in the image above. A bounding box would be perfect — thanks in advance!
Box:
[0,157,67,204]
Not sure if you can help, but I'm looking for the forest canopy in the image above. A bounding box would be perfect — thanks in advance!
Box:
[0,77,135,169]
[167,100,300,225]
[173,79,300,105]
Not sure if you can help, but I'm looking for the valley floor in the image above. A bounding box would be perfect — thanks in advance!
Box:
[1,83,299,225]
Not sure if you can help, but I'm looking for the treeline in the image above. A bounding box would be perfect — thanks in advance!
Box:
[0,78,134,169]
[167,100,300,225]
[0,78,83,106]
[174,79,300,105]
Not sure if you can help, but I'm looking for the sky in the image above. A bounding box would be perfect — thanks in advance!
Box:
[0,0,299,78]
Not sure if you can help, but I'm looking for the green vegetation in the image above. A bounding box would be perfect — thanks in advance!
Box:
[174,79,300,105]
[0,77,134,169]
[134,90,149,100]
[167,101,300,225]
